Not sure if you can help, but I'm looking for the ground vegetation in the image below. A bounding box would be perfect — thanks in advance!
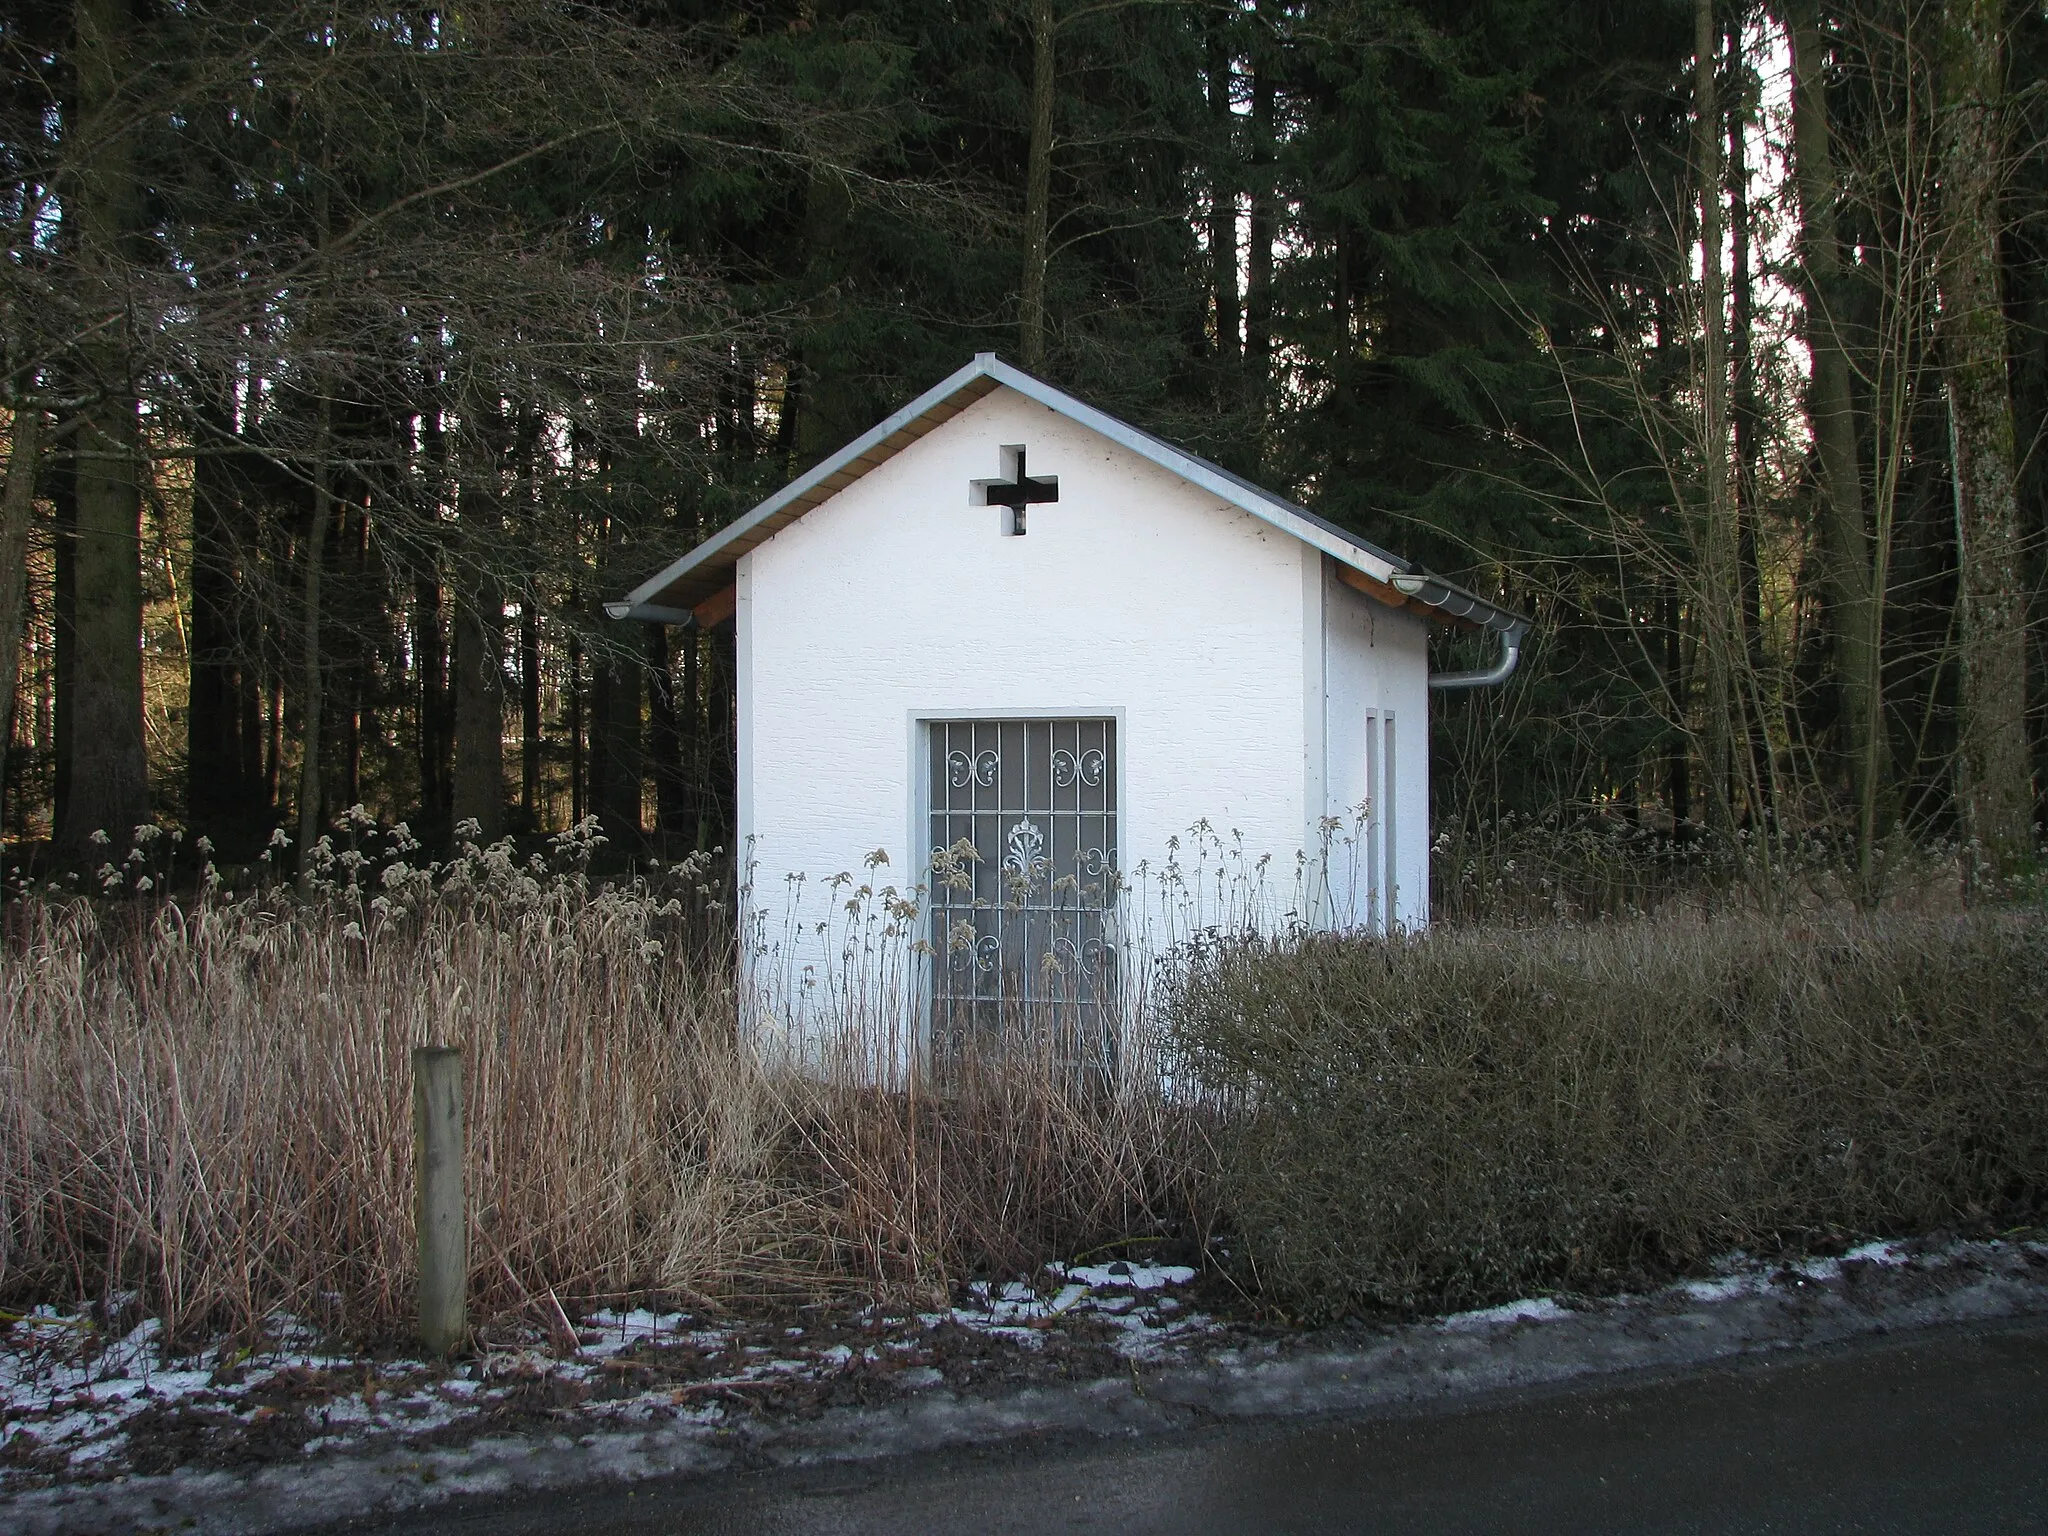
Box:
[2,824,2043,1340]
[1166,904,2048,1317]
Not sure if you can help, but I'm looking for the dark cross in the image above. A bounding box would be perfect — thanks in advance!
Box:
[971,444,1059,535]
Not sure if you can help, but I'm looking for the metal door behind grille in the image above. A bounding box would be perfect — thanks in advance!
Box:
[927,718,1118,1049]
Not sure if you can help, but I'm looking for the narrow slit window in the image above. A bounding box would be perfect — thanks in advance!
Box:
[1365,710,1397,932]
[1380,713,1397,927]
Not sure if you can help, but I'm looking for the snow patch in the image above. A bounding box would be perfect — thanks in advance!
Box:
[1443,1297,1569,1331]
[1048,1262,1198,1292]
[580,1309,690,1356]
[1678,1274,1764,1303]
[1842,1239,1912,1267]
[945,1262,1211,1359]
[6,1234,2023,1494]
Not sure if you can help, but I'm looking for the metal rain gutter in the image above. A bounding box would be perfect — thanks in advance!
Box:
[604,601,696,626]
[1389,574,1530,692]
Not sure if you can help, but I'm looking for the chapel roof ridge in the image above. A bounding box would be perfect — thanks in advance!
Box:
[608,352,1530,646]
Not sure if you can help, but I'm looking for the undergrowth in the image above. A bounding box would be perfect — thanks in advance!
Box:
[1163,910,2048,1319]
[0,816,1209,1346]
[5,808,2043,1344]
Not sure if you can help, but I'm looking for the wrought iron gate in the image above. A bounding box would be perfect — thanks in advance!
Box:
[926,718,1119,1050]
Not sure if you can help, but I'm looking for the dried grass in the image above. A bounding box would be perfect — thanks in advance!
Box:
[0,845,1208,1344]
[11,819,2041,1345]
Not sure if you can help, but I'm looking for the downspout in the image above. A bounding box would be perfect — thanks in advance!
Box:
[1426,626,1525,691]
[1387,574,1530,692]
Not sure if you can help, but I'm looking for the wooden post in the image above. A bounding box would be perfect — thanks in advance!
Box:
[413,1046,466,1355]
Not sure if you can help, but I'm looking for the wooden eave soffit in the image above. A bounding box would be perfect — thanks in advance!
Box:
[692,584,738,628]
[1332,561,1479,631]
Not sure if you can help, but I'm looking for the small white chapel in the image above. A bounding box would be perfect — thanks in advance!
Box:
[611,354,1528,1034]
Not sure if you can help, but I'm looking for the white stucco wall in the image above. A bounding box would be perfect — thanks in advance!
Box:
[1320,567,1433,930]
[735,383,1429,1020]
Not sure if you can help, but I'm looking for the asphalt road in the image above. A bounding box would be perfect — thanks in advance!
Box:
[329,1317,2048,1535]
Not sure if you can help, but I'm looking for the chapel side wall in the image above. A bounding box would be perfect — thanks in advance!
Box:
[1323,565,1432,929]
[737,386,1314,1012]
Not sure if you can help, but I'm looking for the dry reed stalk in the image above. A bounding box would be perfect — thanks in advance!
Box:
[788,1024,1215,1296]
[1,859,1208,1342]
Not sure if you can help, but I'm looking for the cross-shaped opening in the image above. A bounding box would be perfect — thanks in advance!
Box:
[970,444,1059,536]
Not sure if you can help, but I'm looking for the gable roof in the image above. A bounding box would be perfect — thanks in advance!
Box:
[608,353,1529,643]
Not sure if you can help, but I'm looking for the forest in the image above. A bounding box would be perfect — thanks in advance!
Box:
[2,0,2044,893]
[6,2,2048,1440]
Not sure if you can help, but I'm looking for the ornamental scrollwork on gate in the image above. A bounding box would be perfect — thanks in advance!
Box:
[1051,748,1107,790]
[1050,934,1116,978]
[948,749,1000,789]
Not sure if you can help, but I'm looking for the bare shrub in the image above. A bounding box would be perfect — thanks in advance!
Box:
[1164,910,2048,1319]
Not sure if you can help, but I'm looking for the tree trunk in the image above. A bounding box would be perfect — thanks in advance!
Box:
[450,425,506,842]
[1695,0,1736,838]
[0,406,44,837]
[450,586,504,842]
[52,453,74,826]
[264,666,281,808]
[1019,0,1055,371]
[187,398,257,845]
[646,624,687,849]
[294,401,333,888]
[792,182,860,465]
[708,620,736,847]
[238,645,262,810]
[681,624,701,848]
[520,598,541,823]
[56,0,149,858]
[567,630,584,828]
[1938,0,2032,876]
[590,509,642,852]
[1786,0,1884,871]
[1244,15,1276,393]
[415,568,449,832]
[590,638,642,853]
[343,506,369,808]
[1207,22,1240,370]
[293,122,340,886]
[62,403,148,853]
[1666,582,1692,833]
[1728,13,1771,822]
